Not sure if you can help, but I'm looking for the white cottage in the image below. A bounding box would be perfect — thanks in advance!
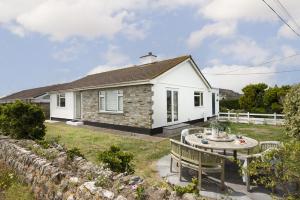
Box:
[49,53,219,134]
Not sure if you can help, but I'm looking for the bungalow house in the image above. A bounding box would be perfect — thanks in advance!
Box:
[0,84,66,119]
[49,53,219,134]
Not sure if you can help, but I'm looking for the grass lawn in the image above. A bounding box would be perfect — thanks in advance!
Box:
[45,122,289,184]
[227,123,290,142]
[0,161,34,200]
[46,123,170,184]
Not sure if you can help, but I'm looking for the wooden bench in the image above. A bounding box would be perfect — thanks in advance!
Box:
[170,139,226,190]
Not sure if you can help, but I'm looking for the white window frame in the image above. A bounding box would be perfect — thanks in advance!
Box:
[194,91,203,107]
[99,90,123,113]
[57,93,66,108]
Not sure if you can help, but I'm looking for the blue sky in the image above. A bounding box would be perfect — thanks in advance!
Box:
[0,0,299,96]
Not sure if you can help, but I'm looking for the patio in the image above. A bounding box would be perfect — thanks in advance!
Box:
[157,154,273,200]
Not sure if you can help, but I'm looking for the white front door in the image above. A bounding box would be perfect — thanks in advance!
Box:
[75,92,81,119]
[167,89,178,123]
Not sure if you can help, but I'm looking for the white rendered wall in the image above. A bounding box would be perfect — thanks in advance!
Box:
[50,92,75,120]
[151,60,216,128]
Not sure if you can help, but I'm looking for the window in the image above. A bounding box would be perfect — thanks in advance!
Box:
[194,91,203,107]
[99,90,123,112]
[57,94,66,107]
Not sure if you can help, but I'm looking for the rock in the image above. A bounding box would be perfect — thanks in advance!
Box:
[67,194,75,200]
[69,177,80,185]
[82,181,98,195]
[128,176,143,185]
[182,193,197,200]
[101,189,114,199]
[51,171,65,184]
[115,195,127,200]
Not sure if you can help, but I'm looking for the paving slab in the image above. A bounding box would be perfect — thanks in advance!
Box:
[157,155,273,200]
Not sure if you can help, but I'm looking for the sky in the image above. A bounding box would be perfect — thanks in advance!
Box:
[0,0,300,97]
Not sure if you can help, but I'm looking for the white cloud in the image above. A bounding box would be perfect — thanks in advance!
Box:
[221,38,270,64]
[0,0,148,41]
[278,24,298,40]
[88,45,131,75]
[199,0,276,22]
[202,65,276,92]
[187,21,236,49]
[281,45,297,57]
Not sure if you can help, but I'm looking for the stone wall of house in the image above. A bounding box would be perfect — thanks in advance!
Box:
[81,85,153,129]
[0,137,198,200]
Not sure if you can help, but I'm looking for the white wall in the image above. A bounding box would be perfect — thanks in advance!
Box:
[151,60,218,128]
[50,92,75,120]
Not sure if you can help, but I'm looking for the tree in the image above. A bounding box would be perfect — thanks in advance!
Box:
[283,84,300,139]
[264,85,290,113]
[239,83,268,113]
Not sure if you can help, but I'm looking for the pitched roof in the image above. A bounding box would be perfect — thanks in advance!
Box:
[0,84,66,102]
[51,55,191,92]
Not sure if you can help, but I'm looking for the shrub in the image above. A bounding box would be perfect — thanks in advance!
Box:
[135,185,146,200]
[173,178,199,196]
[0,163,17,191]
[220,99,240,111]
[95,174,112,188]
[247,141,300,198]
[97,145,134,174]
[66,147,85,161]
[36,140,50,149]
[0,101,45,140]
[283,84,300,139]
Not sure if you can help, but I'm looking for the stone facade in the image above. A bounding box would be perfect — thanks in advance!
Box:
[81,84,153,129]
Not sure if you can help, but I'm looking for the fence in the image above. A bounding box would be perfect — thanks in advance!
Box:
[218,111,284,126]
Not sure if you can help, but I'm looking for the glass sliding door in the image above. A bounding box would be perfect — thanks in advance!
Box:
[173,91,178,121]
[167,90,172,122]
[166,89,178,123]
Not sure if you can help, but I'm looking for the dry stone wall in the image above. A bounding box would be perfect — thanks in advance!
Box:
[0,137,199,200]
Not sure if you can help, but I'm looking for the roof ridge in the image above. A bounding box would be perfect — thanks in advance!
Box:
[86,54,190,77]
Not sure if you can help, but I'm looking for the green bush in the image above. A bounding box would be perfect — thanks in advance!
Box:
[66,147,85,160]
[135,185,146,200]
[97,145,134,174]
[173,178,199,196]
[283,84,300,139]
[0,163,17,190]
[220,99,240,111]
[0,101,45,140]
[247,141,300,198]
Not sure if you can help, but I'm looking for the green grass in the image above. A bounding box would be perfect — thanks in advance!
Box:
[45,122,289,184]
[46,123,170,184]
[227,123,290,142]
[0,162,33,200]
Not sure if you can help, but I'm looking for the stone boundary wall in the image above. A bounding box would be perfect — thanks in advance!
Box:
[0,137,197,200]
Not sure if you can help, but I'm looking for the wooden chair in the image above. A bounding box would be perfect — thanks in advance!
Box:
[170,139,226,190]
[243,141,281,191]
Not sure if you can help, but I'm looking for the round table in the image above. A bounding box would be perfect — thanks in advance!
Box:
[184,133,259,159]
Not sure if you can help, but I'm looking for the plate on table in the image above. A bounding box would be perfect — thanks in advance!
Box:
[206,135,235,142]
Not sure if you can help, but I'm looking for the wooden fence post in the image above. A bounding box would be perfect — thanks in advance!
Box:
[248,112,250,124]
[236,113,239,123]
[274,112,277,126]
[227,110,230,121]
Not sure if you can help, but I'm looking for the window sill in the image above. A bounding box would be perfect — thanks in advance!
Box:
[98,111,124,115]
